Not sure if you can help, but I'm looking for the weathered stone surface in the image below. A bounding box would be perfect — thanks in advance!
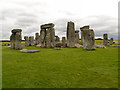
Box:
[50,27,55,47]
[39,23,55,48]
[95,44,106,48]
[54,47,61,50]
[29,36,34,46]
[4,46,11,48]
[75,30,79,44]
[109,45,120,47]
[39,29,46,47]
[20,49,40,53]
[82,28,96,50]
[24,36,29,47]
[80,25,89,45]
[62,37,66,48]
[75,44,83,48]
[45,29,51,48]
[36,44,42,48]
[41,23,54,29]
[55,36,60,44]
[80,25,89,30]
[103,34,108,45]
[67,21,75,47]
[35,33,40,45]
[109,38,113,45]
[55,42,62,47]
[10,29,22,50]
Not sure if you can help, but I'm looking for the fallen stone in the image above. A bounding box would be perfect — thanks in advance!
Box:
[75,44,83,48]
[109,45,120,47]
[95,44,106,48]
[36,44,42,48]
[20,49,40,53]
[54,48,61,50]
[4,46,11,48]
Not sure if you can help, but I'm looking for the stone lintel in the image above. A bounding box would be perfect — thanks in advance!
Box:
[41,23,54,29]
[12,29,22,33]
[80,25,90,31]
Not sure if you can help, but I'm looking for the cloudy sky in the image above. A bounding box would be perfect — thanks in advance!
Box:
[0,0,119,40]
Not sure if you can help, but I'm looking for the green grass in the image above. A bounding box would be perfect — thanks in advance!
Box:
[2,46,118,88]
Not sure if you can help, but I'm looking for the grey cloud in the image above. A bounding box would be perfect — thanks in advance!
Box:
[54,15,118,39]
[2,9,24,19]
[2,8,38,21]
[54,18,71,32]
[76,15,118,39]
[2,25,12,40]
[15,16,38,28]
[18,13,37,18]
[1,12,118,40]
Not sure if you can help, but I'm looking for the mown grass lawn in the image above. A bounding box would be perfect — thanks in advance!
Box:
[2,46,118,88]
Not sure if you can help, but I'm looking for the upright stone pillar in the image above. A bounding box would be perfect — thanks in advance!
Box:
[10,29,22,50]
[81,25,96,50]
[29,36,34,46]
[45,28,51,48]
[39,29,46,47]
[55,36,60,44]
[24,36,29,47]
[62,37,66,48]
[50,27,55,48]
[80,25,89,45]
[75,30,79,44]
[109,38,114,45]
[67,21,75,47]
[103,34,108,45]
[35,33,39,45]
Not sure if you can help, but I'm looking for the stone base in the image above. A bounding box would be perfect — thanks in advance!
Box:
[20,49,40,53]
[75,44,83,48]
[109,45,120,47]
[36,44,42,48]
[95,44,106,48]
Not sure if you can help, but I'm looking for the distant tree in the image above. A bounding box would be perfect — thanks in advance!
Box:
[95,38,103,40]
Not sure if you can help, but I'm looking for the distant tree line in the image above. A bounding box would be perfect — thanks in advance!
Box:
[0,38,103,42]
[0,40,25,42]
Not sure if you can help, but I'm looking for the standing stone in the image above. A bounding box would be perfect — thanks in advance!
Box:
[81,25,96,50]
[50,27,55,47]
[103,34,108,45]
[75,30,79,44]
[39,29,46,47]
[45,28,51,48]
[29,36,34,46]
[24,36,29,47]
[80,25,89,45]
[40,23,55,48]
[10,29,22,50]
[55,36,60,44]
[35,33,39,45]
[62,37,66,48]
[109,38,114,45]
[67,21,75,47]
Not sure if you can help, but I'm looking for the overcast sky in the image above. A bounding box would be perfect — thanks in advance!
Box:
[0,0,119,40]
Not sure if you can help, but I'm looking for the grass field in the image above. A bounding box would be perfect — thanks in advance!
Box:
[2,44,118,88]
